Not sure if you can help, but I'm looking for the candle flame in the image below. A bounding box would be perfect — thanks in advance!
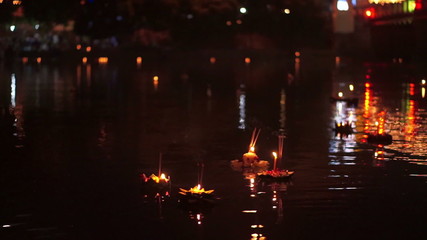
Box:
[142,173,170,183]
[179,185,214,195]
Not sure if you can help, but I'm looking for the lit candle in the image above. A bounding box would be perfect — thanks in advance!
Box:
[243,146,259,166]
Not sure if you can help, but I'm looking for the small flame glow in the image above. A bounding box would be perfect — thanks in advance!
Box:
[179,185,214,195]
[142,173,170,183]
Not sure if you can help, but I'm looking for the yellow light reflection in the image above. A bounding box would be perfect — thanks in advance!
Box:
[422,87,425,98]
[136,57,142,64]
[405,100,415,138]
[280,89,286,130]
[295,57,301,79]
[86,64,91,87]
[242,210,257,213]
[153,76,159,91]
[349,84,354,91]
[98,57,108,64]
[377,111,385,135]
[369,0,404,3]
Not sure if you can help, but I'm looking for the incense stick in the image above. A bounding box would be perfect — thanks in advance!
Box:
[158,152,162,177]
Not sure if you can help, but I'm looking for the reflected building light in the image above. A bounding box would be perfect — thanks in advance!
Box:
[294,58,300,80]
[328,174,349,178]
[197,214,202,225]
[76,65,82,88]
[422,87,425,98]
[409,174,427,177]
[409,83,415,96]
[242,210,257,213]
[153,76,159,91]
[328,161,356,165]
[337,101,343,115]
[328,187,361,190]
[10,73,16,108]
[251,225,264,229]
[238,85,246,129]
[249,178,255,189]
[207,84,212,98]
[369,0,405,3]
[335,56,340,66]
[86,64,91,87]
[280,89,286,130]
[377,111,385,135]
[405,100,415,138]
[363,82,371,130]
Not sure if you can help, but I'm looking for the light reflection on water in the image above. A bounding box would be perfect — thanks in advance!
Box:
[2,56,427,239]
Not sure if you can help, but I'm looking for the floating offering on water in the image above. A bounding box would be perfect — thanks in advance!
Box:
[231,128,269,170]
[257,135,294,181]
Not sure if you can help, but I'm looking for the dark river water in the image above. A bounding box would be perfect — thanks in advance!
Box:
[1,53,427,240]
